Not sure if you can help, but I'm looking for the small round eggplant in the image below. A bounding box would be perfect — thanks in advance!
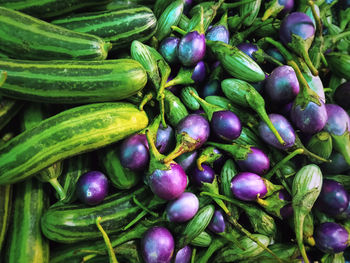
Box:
[264,65,300,104]
[316,179,349,216]
[175,151,198,172]
[206,25,229,44]
[175,245,192,263]
[334,82,350,110]
[315,222,349,254]
[208,209,226,233]
[156,123,175,154]
[191,164,215,186]
[76,171,108,205]
[324,104,350,136]
[236,147,270,175]
[178,31,206,67]
[159,36,180,64]
[119,134,149,172]
[141,226,175,263]
[230,172,267,201]
[166,192,199,223]
[191,61,207,83]
[236,43,259,61]
[211,110,242,142]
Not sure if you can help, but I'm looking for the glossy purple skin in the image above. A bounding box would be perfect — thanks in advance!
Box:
[200,79,221,98]
[76,171,108,205]
[208,210,226,233]
[291,100,328,134]
[166,192,199,222]
[236,43,259,61]
[156,123,175,154]
[337,195,350,220]
[191,164,215,186]
[191,61,206,83]
[278,0,294,15]
[258,113,296,150]
[175,151,198,172]
[177,114,210,150]
[265,65,300,104]
[278,190,293,218]
[334,82,350,110]
[119,134,149,172]
[230,172,267,201]
[316,179,349,216]
[148,163,187,200]
[315,222,349,253]
[178,31,206,67]
[279,12,315,45]
[324,104,350,136]
[236,147,270,175]
[141,226,175,263]
[322,151,350,174]
[175,245,192,263]
[211,110,242,142]
[206,25,230,44]
[159,37,180,64]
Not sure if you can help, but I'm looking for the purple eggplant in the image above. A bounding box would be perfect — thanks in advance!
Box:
[208,209,226,233]
[206,11,229,44]
[163,114,210,163]
[334,81,350,110]
[279,190,294,219]
[191,164,215,187]
[119,134,149,172]
[175,151,198,172]
[279,12,318,76]
[258,113,296,150]
[230,172,282,201]
[166,192,199,223]
[323,104,350,165]
[262,0,294,21]
[321,151,350,174]
[141,226,175,263]
[159,36,180,64]
[315,222,349,254]
[316,179,349,216]
[175,245,192,263]
[236,147,270,175]
[236,42,259,61]
[264,65,300,104]
[145,129,187,200]
[178,31,206,67]
[76,171,108,206]
[165,61,207,88]
[156,123,175,155]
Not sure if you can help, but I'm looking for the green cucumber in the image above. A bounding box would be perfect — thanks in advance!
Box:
[5,178,49,263]
[41,186,156,243]
[0,59,147,103]
[0,102,149,185]
[0,7,111,60]
[59,153,91,204]
[180,86,201,111]
[0,98,24,131]
[0,185,12,254]
[51,5,157,51]
[0,0,111,19]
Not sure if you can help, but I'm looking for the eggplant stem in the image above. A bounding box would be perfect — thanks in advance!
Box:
[171,25,187,36]
[96,217,119,263]
[122,210,147,231]
[265,149,304,180]
[190,248,197,263]
[139,92,154,111]
[49,178,67,201]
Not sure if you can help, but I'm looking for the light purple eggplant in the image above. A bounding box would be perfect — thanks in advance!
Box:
[315,222,349,254]
[166,192,199,222]
[236,147,270,175]
[175,245,192,263]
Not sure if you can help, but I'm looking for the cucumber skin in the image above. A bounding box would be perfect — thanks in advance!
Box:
[52,5,158,51]
[0,59,147,103]
[0,102,149,185]
[0,7,111,60]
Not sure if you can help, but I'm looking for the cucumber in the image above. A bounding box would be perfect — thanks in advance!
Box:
[0,0,111,19]
[51,5,157,51]
[5,178,49,263]
[41,186,156,243]
[0,7,111,60]
[0,59,147,103]
[0,102,149,185]
[0,185,12,254]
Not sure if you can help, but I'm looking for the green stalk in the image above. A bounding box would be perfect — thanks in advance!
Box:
[96,217,118,263]
[0,71,7,86]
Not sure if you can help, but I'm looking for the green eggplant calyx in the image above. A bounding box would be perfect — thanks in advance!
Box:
[261,0,284,21]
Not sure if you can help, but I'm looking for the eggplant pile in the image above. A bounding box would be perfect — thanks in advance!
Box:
[0,0,350,263]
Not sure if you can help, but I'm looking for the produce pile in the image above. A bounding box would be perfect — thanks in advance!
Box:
[0,0,350,262]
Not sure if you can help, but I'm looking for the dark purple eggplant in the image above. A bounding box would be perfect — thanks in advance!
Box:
[208,209,226,233]
[175,151,198,172]
[236,147,270,175]
[141,226,175,263]
[334,82,350,110]
[191,164,215,187]
[264,65,299,104]
[76,171,109,206]
[316,179,349,216]
[315,222,349,254]
[163,114,210,163]
[166,192,199,222]
[156,123,175,155]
